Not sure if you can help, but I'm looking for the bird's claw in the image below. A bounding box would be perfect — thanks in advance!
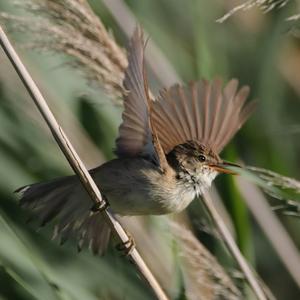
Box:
[90,197,109,214]
[116,234,136,257]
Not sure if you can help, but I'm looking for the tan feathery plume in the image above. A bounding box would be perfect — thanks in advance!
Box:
[1,0,127,100]
[217,0,290,23]
[169,220,241,300]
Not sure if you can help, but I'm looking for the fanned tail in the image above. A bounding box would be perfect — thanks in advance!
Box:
[16,175,111,255]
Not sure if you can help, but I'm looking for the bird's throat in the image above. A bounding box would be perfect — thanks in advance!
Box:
[177,167,218,196]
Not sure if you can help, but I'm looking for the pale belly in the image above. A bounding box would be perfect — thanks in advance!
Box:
[92,158,197,215]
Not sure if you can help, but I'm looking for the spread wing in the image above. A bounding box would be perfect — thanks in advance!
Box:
[152,79,255,154]
[115,28,167,169]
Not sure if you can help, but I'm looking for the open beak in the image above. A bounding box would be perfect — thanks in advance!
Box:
[209,161,241,175]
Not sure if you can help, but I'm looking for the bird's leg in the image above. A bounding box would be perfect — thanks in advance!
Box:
[116,231,136,256]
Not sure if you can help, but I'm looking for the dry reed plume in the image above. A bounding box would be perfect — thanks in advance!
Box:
[216,0,299,23]
[169,221,241,300]
[1,0,127,101]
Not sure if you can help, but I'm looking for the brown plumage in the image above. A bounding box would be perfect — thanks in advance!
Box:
[115,28,152,158]
[115,27,168,170]
[152,79,255,155]
[16,28,255,255]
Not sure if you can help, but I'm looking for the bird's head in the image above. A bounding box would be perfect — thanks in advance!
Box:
[167,141,238,190]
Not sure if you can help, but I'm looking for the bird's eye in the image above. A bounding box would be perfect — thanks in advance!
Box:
[198,155,206,162]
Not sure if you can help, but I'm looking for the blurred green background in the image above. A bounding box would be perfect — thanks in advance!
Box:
[0,0,300,299]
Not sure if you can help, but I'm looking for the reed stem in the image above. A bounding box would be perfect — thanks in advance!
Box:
[0,25,169,300]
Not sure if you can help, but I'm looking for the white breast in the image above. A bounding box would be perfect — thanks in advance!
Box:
[165,167,218,213]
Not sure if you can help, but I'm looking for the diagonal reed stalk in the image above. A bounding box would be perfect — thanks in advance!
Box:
[0,26,169,300]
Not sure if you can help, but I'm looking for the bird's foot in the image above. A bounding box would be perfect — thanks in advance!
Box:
[90,196,109,214]
[116,233,136,257]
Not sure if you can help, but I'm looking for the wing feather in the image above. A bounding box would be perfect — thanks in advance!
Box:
[214,84,250,151]
[116,29,254,157]
[115,28,152,158]
[202,80,211,142]
[152,79,254,154]
[154,89,185,141]
[208,79,223,142]
[190,82,202,139]
[115,28,168,170]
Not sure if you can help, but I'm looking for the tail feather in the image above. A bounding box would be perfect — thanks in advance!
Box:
[17,176,72,205]
[79,214,111,255]
[16,175,111,255]
[39,195,69,227]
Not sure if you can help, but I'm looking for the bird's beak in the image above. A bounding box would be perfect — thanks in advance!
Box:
[209,161,241,175]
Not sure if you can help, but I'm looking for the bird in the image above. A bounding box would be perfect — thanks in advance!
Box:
[15,28,255,255]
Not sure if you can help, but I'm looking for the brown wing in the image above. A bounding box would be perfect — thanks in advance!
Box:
[152,79,255,154]
[115,28,167,169]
